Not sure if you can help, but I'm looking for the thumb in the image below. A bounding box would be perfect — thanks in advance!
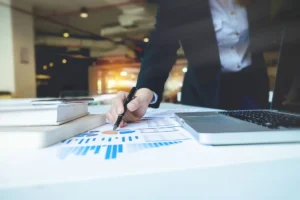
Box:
[127,97,142,112]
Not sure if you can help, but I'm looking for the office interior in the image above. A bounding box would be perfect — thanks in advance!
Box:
[0,0,299,104]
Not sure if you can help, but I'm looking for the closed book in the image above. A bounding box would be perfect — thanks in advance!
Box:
[0,114,106,149]
[0,103,88,126]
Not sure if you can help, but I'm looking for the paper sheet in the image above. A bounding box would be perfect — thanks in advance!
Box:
[52,120,193,161]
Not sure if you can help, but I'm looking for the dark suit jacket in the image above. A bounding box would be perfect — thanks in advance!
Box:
[136,0,295,108]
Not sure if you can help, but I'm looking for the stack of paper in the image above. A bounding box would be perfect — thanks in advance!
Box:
[0,103,89,126]
[0,102,106,149]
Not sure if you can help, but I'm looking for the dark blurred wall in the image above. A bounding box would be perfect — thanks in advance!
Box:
[35,45,94,97]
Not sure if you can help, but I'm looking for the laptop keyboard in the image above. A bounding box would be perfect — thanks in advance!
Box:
[219,110,300,129]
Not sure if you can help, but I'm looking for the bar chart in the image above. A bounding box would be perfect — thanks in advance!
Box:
[61,135,142,145]
[58,144,124,160]
[127,141,183,153]
[57,141,183,160]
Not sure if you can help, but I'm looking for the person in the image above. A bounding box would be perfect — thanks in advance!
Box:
[106,0,288,127]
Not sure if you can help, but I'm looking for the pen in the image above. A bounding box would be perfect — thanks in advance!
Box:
[113,87,137,131]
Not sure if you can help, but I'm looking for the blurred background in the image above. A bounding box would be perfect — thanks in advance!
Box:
[0,0,280,103]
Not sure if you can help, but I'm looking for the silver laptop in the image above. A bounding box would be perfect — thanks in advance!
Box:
[175,28,300,145]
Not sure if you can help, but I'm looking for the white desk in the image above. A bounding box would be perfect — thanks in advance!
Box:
[1,103,300,200]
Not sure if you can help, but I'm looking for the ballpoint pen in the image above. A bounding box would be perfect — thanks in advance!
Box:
[113,87,137,131]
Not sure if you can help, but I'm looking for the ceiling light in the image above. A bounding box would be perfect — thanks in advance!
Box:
[63,31,70,38]
[43,65,47,70]
[80,7,88,18]
[62,59,67,64]
[143,37,149,43]
[182,67,187,73]
[49,62,54,67]
[120,71,127,77]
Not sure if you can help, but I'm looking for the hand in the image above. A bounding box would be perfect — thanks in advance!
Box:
[105,88,154,128]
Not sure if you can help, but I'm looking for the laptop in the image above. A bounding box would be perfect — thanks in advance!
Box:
[175,27,300,145]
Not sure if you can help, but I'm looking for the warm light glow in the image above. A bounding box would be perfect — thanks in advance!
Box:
[43,65,47,70]
[182,67,187,73]
[80,13,88,18]
[117,80,135,87]
[120,71,127,76]
[143,37,149,43]
[36,74,51,79]
[62,59,67,64]
[63,32,70,38]
[49,62,54,67]
[107,80,116,89]
[80,7,88,18]
[131,75,136,79]
[97,80,102,94]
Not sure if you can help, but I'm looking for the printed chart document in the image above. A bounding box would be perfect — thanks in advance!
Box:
[54,119,191,160]
[1,115,300,189]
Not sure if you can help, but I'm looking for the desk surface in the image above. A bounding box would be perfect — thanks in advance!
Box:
[1,103,300,200]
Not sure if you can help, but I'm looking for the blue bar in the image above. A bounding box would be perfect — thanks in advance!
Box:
[72,147,80,153]
[118,144,123,153]
[61,140,66,143]
[138,144,144,149]
[148,143,154,148]
[94,146,101,154]
[135,136,139,139]
[129,136,132,141]
[59,148,72,159]
[168,142,174,145]
[101,138,105,141]
[143,143,149,148]
[65,147,73,154]
[108,138,112,142]
[76,146,85,155]
[122,137,125,142]
[91,146,96,150]
[173,141,178,144]
[85,139,90,144]
[111,145,118,159]
[134,144,140,152]
[153,143,159,147]
[158,142,164,146]
[66,139,72,144]
[105,145,112,160]
[79,139,84,144]
[93,138,96,141]
[163,142,169,146]
[82,146,90,155]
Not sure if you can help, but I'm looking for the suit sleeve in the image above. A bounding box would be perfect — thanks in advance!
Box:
[136,5,180,108]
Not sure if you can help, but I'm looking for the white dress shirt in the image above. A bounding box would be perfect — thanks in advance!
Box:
[210,0,252,72]
[150,0,252,104]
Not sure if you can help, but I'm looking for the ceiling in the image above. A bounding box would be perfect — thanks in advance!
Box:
[15,0,157,40]
[20,0,113,13]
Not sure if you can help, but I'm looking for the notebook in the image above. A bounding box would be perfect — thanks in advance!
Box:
[0,114,106,149]
[0,103,88,126]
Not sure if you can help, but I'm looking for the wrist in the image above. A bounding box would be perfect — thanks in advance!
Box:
[136,88,154,104]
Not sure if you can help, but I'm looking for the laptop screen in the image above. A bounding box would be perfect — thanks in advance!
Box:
[272,24,300,114]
